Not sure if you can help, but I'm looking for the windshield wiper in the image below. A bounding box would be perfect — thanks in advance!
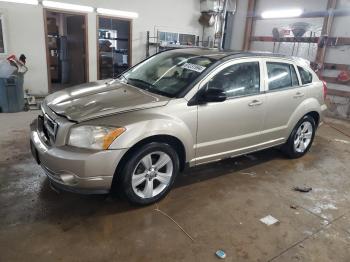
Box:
[127,78,156,90]
[112,74,128,82]
[127,78,172,98]
[119,74,128,81]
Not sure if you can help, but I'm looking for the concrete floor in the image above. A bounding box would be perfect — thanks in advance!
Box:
[0,111,350,262]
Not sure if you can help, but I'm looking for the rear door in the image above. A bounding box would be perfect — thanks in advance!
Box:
[260,59,306,142]
[195,58,266,164]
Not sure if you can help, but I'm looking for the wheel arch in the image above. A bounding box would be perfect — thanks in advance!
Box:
[306,111,320,127]
[111,134,187,189]
[287,97,322,133]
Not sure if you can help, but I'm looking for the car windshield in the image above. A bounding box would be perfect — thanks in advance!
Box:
[117,51,217,97]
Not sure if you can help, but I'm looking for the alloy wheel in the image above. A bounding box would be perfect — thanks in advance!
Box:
[131,151,173,199]
[294,121,313,153]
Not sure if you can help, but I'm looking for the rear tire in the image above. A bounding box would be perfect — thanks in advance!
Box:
[282,115,316,159]
[119,142,179,205]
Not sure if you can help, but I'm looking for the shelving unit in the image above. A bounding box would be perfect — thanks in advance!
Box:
[146,31,201,58]
[46,18,60,83]
[99,37,129,41]
[250,36,350,46]
[97,17,131,80]
[243,0,350,84]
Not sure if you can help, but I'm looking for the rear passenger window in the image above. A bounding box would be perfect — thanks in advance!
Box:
[298,66,313,85]
[208,62,260,98]
[267,62,299,91]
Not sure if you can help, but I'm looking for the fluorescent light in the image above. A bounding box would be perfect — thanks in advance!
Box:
[97,8,139,19]
[261,9,303,19]
[42,1,94,12]
[0,0,38,5]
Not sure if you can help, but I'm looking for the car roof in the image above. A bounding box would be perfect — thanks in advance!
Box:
[166,47,295,62]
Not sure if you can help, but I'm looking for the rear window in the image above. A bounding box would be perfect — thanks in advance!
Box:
[267,62,299,91]
[298,66,313,85]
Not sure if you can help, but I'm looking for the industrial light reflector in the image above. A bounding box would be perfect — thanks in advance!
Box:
[0,0,38,5]
[42,1,94,12]
[97,8,139,19]
[261,9,303,19]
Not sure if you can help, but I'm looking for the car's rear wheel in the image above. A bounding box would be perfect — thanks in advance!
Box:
[283,115,316,158]
[119,142,179,205]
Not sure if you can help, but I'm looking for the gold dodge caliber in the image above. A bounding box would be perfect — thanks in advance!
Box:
[30,49,327,205]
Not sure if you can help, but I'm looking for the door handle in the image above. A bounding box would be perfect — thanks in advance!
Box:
[293,91,304,98]
[248,100,263,107]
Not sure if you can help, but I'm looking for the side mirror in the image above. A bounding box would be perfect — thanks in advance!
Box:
[200,88,227,103]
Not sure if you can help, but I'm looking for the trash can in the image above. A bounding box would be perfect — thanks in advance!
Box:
[0,74,25,113]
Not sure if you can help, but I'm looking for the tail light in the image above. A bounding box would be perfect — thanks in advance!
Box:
[322,80,327,101]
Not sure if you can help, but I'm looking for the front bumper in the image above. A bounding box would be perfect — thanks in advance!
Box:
[30,118,127,194]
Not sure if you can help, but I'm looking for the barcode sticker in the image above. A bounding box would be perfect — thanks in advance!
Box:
[181,63,206,73]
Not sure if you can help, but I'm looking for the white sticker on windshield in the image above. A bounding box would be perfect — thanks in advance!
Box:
[181,63,206,73]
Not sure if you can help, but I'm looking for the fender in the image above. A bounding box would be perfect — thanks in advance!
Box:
[85,101,197,163]
[286,97,322,136]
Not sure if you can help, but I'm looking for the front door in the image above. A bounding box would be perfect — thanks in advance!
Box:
[195,59,266,165]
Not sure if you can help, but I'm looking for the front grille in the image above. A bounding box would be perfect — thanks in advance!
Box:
[42,113,58,143]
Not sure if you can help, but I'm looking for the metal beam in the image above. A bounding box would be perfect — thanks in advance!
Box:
[315,0,338,73]
[242,0,256,51]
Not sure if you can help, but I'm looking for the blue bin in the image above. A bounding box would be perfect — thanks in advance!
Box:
[0,75,24,113]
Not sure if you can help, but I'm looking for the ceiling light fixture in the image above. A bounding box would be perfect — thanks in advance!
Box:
[0,0,38,5]
[42,1,94,13]
[261,9,303,19]
[96,8,139,19]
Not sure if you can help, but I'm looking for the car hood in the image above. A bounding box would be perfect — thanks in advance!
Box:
[45,80,169,122]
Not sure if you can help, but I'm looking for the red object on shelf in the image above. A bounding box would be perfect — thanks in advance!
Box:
[337,71,350,83]
[6,54,16,62]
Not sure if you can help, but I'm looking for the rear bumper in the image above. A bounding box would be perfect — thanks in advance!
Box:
[30,119,127,194]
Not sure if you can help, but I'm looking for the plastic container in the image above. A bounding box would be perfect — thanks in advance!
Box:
[0,74,24,113]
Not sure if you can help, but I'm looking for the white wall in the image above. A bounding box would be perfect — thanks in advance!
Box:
[0,0,202,95]
[229,0,248,50]
[0,4,49,95]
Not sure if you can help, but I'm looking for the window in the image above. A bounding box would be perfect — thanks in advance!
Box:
[207,62,260,98]
[298,66,313,85]
[158,31,196,45]
[267,62,299,91]
[0,15,5,54]
[98,17,131,79]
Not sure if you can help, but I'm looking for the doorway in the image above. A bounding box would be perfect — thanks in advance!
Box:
[44,10,88,93]
[97,16,132,80]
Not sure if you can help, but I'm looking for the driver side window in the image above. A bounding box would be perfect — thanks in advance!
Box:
[207,62,260,98]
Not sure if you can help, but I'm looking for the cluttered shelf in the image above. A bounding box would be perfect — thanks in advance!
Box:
[99,37,129,42]
[251,36,350,46]
[146,30,201,57]
[148,41,199,49]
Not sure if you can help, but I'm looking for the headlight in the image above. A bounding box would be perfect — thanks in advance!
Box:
[68,126,126,150]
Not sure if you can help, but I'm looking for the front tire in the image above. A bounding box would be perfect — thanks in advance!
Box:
[119,142,179,205]
[283,115,316,158]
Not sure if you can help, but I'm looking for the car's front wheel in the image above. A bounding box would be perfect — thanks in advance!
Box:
[283,115,316,158]
[120,142,179,205]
